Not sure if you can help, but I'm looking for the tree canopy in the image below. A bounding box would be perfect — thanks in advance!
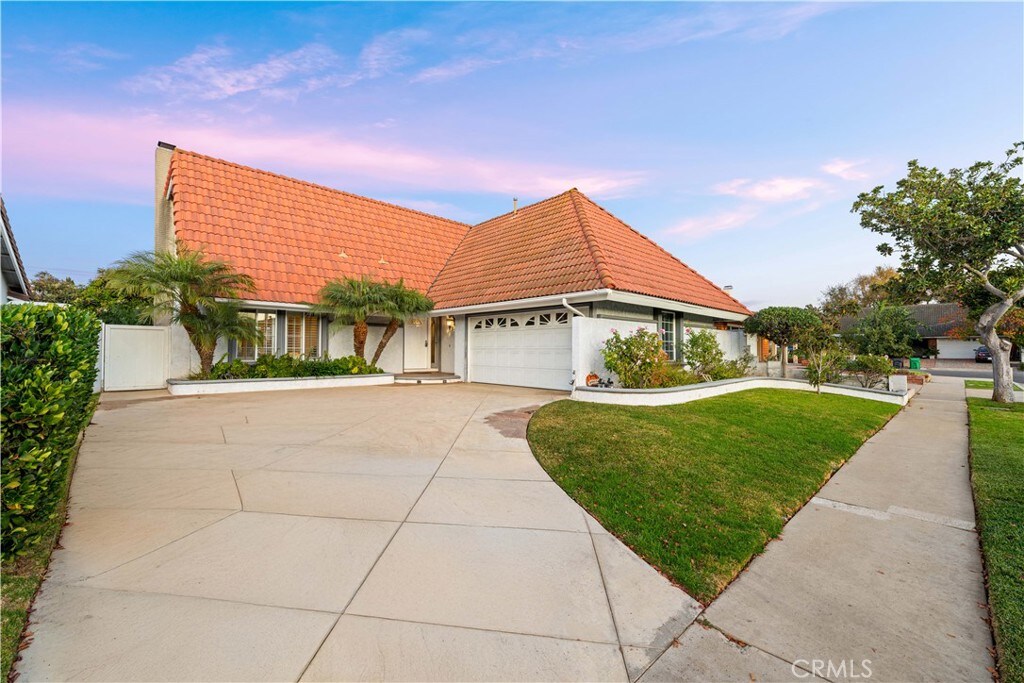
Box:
[743,306,822,378]
[852,142,1024,402]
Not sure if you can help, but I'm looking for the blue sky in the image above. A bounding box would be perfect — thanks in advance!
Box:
[3,2,1021,308]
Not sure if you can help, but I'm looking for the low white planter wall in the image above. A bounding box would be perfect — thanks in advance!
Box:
[572,376,910,407]
[167,373,394,396]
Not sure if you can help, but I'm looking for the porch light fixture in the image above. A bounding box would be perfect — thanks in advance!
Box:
[445,316,456,335]
[412,318,422,327]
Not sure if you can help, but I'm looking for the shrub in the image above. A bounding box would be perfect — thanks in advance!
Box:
[804,348,848,389]
[649,363,701,388]
[846,354,894,388]
[678,330,753,381]
[601,328,667,389]
[202,354,382,380]
[846,304,919,358]
[1,304,100,558]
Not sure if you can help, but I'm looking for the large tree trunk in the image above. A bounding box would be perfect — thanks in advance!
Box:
[977,301,1015,403]
[353,320,368,359]
[372,319,401,366]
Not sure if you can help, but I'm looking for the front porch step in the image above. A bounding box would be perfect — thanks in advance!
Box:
[395,372,463,385]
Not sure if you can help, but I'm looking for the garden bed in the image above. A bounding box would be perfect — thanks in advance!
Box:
[168,373,394,395]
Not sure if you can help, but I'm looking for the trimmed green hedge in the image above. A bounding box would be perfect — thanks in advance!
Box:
[1,304,100,558]
[202,353,383,380]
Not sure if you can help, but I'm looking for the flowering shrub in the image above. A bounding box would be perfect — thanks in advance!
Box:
[601,328,668,388]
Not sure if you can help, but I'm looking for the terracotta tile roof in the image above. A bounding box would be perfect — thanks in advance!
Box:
[167,152,747,316]
[428,189,751,315]
[168,149,471,304]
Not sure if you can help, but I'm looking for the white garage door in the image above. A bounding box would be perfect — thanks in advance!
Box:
[469,310,572,391]
[937,338,980,360]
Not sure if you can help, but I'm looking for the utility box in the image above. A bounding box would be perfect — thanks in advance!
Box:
[889,374,909,393]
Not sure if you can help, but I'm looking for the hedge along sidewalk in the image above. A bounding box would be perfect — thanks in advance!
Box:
[1,304,101,679]
[968,397,1024,683]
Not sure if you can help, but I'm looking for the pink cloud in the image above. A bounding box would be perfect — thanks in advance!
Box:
[712,177,827,202]
[821,158,870,181]
[664,206,761,240]
[2,103,645,203]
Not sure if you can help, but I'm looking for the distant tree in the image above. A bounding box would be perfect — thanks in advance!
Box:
[743,306,822,378]
[30,271,79,304]
[818,265,904,328]
[846,303,919,358]
[106,247,259,375]
[75,269,152,325]
[853,142,1024,403]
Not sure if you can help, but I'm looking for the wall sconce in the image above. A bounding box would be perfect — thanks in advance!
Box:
[412,318,422,327]
[445,316,456,336]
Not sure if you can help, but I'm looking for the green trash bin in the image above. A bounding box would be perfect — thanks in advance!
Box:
[910,357,921,370]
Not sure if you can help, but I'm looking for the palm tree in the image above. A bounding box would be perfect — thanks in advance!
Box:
[107,247,259,375]
[315,277,390,359]
[371,281,434,366]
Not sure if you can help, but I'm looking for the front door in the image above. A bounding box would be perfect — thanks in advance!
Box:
[403,316,431,370]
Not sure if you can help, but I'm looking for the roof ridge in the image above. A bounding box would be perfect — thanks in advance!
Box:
[471,189,576,228]
[568,189,616,290]
[170,148,473,229]
[571,189,750,314]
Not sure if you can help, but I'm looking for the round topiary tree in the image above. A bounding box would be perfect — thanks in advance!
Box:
[743,306,822,378]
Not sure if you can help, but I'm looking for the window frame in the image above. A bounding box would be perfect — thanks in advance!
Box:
[236,310,277,362]
[286,312,321,358]
[659,311,676,360]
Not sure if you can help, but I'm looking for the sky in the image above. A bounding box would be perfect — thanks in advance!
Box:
[2,1,1021,309]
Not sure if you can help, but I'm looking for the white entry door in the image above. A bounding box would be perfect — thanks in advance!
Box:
[404,317,431,370]
[468,310,572,391]
[102,325,170,391]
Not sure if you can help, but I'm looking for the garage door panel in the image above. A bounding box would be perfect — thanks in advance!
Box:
[469,310,571,391]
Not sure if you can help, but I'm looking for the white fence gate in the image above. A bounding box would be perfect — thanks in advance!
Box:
[101,324,170,391]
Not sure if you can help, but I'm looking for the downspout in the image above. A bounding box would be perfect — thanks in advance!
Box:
[561,298,585,317]
[562,298,585,390]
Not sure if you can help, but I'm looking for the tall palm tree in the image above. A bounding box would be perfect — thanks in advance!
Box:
[107,247,259,375]
[315,277,390,359]
[372,281,434,365]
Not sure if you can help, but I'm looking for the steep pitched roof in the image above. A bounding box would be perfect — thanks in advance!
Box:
[428,189,750,314]
[167,150,471,304]
[1,196,32,300]
[165,151,747,316]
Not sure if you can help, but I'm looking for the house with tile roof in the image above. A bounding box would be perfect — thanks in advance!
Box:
[155,143,752,389]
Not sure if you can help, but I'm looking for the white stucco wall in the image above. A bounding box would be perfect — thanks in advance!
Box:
[936,338,980,360]
[439,317,456,373]
[573,376,910,407]
[328,323,405,373]
[452,315,467,378]
[571,316,657,386]
[1,276,8,305]
[167,324,227,379]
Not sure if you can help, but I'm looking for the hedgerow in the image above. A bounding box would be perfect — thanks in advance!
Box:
[1,304,100,558]
[201,353,382,380]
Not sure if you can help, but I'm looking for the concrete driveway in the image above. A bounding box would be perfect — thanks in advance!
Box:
[17,383,701,682]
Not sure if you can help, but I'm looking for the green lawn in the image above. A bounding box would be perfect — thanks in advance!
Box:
[528,389,897,603]
[968,397,1024,683]
[965,379,1022,390]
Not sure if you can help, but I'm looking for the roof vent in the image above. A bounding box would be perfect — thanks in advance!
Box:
[513,197,518,214]
[378,256,388,265]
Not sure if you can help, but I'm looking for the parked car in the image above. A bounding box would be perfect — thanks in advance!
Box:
[975,346,992,363]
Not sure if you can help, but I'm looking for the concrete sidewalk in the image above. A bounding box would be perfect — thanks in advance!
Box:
[640,375,994,682]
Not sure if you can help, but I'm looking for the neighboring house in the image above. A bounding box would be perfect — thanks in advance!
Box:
[155,142,751,389]
[907,303,979,360]
[1,196,33,304]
